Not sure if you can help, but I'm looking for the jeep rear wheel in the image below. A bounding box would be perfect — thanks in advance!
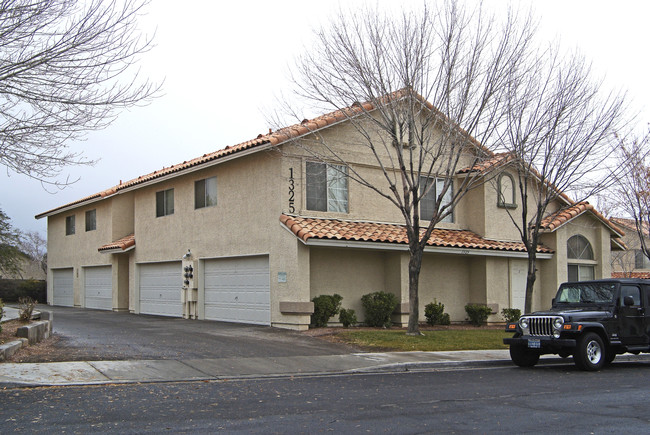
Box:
[574,332,605,371]
[509,345,540,367]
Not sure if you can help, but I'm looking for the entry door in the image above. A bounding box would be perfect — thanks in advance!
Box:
[618,284,647,345]
[510,260,527,313]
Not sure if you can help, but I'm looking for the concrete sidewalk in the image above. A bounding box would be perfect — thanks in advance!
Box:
[0,350,515,386]
[2,349,649,387]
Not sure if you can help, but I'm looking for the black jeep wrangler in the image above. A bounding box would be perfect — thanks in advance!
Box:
[504,278,650,371]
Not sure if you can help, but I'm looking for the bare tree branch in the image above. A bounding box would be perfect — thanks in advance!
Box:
[0,0,160,186]
[277,1,536,334]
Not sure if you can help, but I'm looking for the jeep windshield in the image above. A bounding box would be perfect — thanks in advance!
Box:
[554,283,616,305]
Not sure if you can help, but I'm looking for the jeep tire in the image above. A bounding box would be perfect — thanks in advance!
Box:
[509,345,540,367]
[574,332,605,371]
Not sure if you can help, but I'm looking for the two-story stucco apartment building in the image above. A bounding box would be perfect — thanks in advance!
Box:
[36,98,625,330]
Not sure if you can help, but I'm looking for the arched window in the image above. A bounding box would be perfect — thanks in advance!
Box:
[567,235,595,281]
[497,173,516,208]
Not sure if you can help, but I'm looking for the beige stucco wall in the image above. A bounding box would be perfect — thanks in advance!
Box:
[41,113,621,330]
[46,199,114,307]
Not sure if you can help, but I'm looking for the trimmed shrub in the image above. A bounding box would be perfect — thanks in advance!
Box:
[501,308,521,323]
[465,304,493,327]
[424,300,451,326]
[311,294,343,327]
[18,296,37,322]
[0,279,46,303]
[361,291,399,328]
[339,308,357,328]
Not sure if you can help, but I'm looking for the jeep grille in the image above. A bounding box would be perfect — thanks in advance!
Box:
[526,316,555,336]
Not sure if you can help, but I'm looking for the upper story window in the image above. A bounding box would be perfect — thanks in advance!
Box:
[634,250,650,270]
[156,188,174,217]
[420,177,453,223]
[306,162,348,213]
[195,176,217,209]
[85,209,96,232]
[497,173,516,208]
[567,234,595,281]
[65,215,75,235]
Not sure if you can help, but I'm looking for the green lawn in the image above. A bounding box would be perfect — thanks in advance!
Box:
[335,329,511,352]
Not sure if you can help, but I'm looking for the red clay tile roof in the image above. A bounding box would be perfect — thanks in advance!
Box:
[611,217,649,238]
[612,271,650,279]
[98,234,135,253]
[36,89,491,219]
[280,214,552,254]
[539,202,624,236]
[458,152,513,174]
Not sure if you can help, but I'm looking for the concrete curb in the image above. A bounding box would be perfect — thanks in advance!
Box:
[1,351,648,387]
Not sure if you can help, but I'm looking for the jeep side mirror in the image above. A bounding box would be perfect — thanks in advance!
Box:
[623,295,635,306]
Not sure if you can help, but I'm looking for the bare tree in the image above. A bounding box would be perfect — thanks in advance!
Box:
[0,208,22,278]
[18,230,47,275]
[0,0,159,185]
[496,47,628,314]
[612,130,650,268]
[281,2,536,334]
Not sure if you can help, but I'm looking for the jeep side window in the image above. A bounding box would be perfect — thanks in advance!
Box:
[619,285,641,306]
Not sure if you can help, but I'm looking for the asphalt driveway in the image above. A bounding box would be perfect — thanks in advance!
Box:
[17,306,355,362]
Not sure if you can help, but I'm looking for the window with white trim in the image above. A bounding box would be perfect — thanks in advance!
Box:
[634,250,650,269]
[65,215,75,235]
[420,177,453,223]
[567,234,595,281]
[85,209,96,232]
[195,176,217,209]
[306,162,348,213]
[156,188,174,217]
[497,173,516,208]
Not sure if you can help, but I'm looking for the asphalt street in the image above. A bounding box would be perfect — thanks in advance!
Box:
[2,360,649,433]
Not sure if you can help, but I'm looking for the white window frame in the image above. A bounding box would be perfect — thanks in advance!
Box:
[195,176,217,209]
[306,161,349,213]
[156,188,174,217]
[420,176,453,223]
[65,215,75,236]
[85,209,96,232]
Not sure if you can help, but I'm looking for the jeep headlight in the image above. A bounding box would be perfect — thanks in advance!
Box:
[519,317,529,331]
[552,317,564,338]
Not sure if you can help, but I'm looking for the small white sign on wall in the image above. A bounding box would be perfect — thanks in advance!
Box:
[278,272,287,283]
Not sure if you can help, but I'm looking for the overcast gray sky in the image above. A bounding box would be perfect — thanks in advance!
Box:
[2,0,649,236]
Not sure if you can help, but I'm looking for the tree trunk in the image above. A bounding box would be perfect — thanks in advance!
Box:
[407,246,423,335]
[524,252,537,314]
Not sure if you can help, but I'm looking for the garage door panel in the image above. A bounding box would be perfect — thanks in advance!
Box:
[139,262,182,317]
[52,268,74,307]
[204,256,270,325]
[85,266,112,310]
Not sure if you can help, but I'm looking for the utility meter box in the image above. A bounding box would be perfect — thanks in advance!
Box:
[182,259,198,290]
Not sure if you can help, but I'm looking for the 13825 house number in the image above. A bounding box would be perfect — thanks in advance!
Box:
[288,168,295,213]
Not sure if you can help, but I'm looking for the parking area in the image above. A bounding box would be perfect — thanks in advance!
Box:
[10,306,354,362]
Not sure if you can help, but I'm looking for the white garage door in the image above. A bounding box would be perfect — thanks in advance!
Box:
[139,262,182,317]
[85,266,113,311]
[52,268,74,307]
[204,255,270,325]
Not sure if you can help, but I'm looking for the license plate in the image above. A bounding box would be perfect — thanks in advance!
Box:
[528,339,541,349]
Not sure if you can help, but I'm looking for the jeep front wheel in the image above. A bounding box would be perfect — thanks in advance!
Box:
[574,332,605,371]
[509,345,540,367]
